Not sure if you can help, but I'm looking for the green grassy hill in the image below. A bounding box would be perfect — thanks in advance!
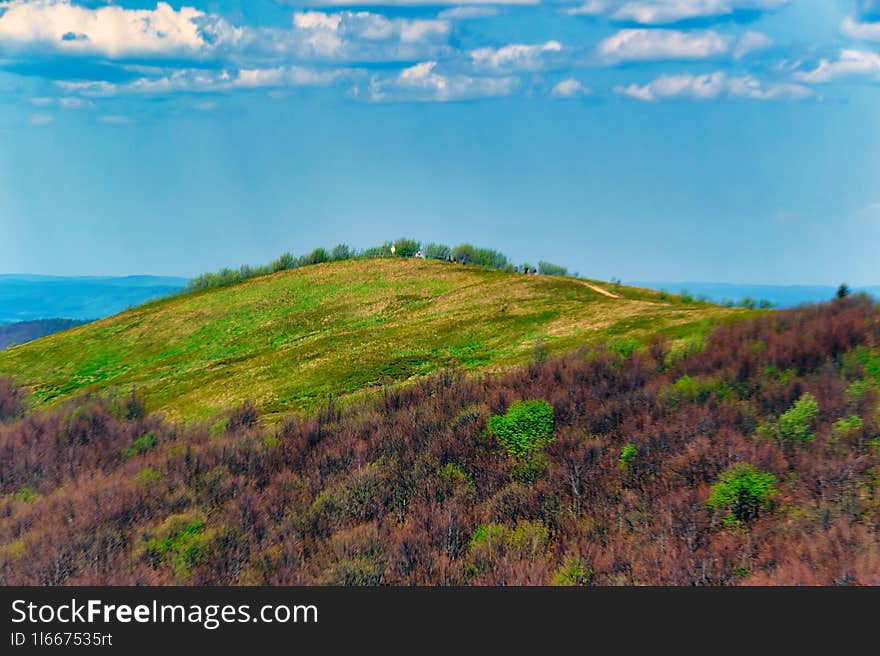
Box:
[0,258,750,420]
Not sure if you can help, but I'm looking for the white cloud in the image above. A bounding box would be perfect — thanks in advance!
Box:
[794,49,880,83]
[56,66,360,97]
[365,60,518,101]
[99,114,134,125]
[469,40,562,71]
[733,30,772,59]
[301,0,535,4]
[598,28,729,62]
[841,16,880,42]
[438,7,501,19]
[551,78,590,97]
[289,11,451,60]
[616,70,812,101]
[29,112,53,126]
[0,0,233,58]
[566,0,788,23]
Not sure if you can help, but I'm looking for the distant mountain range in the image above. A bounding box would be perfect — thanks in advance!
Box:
[0,319,89,350]
[0,274,188,324]
[630,282,880,308]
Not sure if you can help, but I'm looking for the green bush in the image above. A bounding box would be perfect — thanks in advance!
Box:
[619,443,637,467]
[707,464,778,525]
[777,393,820,442]
[487,400,555,458]
[140,513,214,577]
[422,242,451,260]
[124,431,157,458]
[537,261,568,276]
[832,414,863,438]
[133,466,162,486]
[15,487,38,503]
[552,556,594,586]
[392,238,420,257]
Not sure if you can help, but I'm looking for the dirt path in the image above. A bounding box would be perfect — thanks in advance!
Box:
[578,281,621,299]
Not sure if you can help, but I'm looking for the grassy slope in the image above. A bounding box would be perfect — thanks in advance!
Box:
[0,258,750,420]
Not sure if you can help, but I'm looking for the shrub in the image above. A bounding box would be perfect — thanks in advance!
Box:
[422,243,451,260]
[707,464,778,525]
[270,252,296,272]
[619,443,637,467]
[124,431,157,458]
[140,513,214,577]
[537,261,568,276]
[778,393,820,442]
[552,556,594,586]
[15,487,38,503]
[331,243,353,261]
[437,463,473,489]
[487,400,555,458]
[832,415,863,438]
[608,336,639,358]
[133,467,163,486]
[392,238,420,257]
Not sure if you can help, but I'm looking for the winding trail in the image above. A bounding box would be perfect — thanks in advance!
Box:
[578,280,622,299]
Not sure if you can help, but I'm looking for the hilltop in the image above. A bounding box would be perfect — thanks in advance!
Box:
[0,258,747,420]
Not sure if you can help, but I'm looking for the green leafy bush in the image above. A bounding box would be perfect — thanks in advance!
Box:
[707,464,778,526]
[552,556,594,586]
[140,513,214,577]
[778,393,820,442]
[132,466,162,486]
[487,400,554,458]
[537,261,568,276]
[832,414,863,438]
[15,487,38,503]
[619,443,637,467]
[124,431,157,458]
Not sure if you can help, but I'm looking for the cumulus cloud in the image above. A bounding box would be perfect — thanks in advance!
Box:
[733,31,773,59]
[794,49,880,83]
[438,6,502,19]
[551,78,590,97]
[364,60,518,101]
[566,0,788,23]
[0,0,234,58]
[469,40,562,71]
[56,65,361,96]
[296,0,536,5]
[616,70,812,101]
[841,16,880,42]
[289,11,451,60]
[598,28,729,62]
[29,112,53,126]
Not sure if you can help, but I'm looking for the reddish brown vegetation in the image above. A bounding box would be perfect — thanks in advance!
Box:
[1,298,880,585]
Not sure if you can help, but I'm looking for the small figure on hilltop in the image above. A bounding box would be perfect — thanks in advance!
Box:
[837,283,851,299]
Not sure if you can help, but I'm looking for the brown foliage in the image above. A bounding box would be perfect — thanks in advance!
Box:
[1,297,880,585]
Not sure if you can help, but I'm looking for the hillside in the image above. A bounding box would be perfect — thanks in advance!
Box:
[0,258,746,420]
[1,298,878,585]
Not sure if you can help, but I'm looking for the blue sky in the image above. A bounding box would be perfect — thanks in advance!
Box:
[0,0,878,284]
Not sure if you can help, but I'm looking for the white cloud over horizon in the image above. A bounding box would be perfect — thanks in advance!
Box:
[598,28,729,62]
[616,70,812,101]
[566,0,788,24]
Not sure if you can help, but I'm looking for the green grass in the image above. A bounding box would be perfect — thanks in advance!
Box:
[0,258,752,421]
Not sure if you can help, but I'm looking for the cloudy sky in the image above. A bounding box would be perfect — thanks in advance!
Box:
[0,0,878,284]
